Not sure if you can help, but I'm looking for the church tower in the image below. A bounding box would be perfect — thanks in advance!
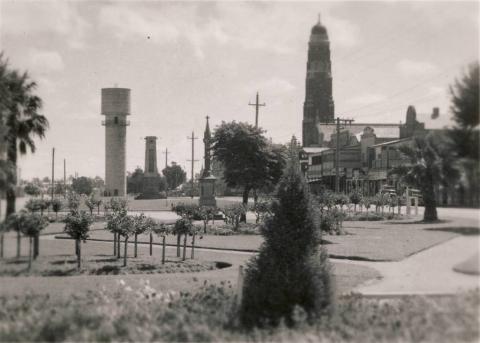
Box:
[302,15,335,146]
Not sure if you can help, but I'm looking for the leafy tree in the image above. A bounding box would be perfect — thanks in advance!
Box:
[389,133,458,222]
[71,176,93,195]
[349,191,363,213]
[64,211,93,270]
[67,192,81,214]
[448,63,480,206]
[24,183,41,197]
[105,197,128,258]
[220,203,246,230]
[5,213,22,257]
[162,163,186,190]
[240,141,333,327]
[197,206,215,233]
[362,196,372,218]
[173,218,194,261]
[334,193,350,212]
[84,194,101,216]
[19,212,48,270]
[132,213,152,258]
[50,198,63,220]
[211,121,286,216]
[127,167,144,194]
[250,198,272,224]
[151,222,171,263]
[1,54,49,216]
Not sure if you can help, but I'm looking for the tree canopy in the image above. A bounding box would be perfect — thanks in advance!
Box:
[1,53,49,216]
[71,176,93,195]
[162,163,186,190]
[211,121,286,205]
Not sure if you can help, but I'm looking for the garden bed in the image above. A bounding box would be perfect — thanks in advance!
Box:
[0,283,477,342]
[0,254,230,277]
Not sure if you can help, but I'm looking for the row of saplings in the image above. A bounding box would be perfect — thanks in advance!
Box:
[0,198,205,272]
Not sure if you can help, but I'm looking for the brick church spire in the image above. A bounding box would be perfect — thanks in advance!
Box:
[302,14,335,146]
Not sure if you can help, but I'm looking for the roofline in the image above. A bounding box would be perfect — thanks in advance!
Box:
[371,137,411,147]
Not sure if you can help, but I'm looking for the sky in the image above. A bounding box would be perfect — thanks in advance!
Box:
[0,0,478,180]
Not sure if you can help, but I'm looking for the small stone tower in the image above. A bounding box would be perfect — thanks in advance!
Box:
[101,87,130,197]
[303,14,335,147]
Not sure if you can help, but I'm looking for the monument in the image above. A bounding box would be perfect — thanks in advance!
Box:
[101,87,130,197]
[199,116,216,207]
[136,136,165,199]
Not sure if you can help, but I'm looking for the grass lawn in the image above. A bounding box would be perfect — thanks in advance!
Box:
[0,233,379,299]
[68,217,465,261]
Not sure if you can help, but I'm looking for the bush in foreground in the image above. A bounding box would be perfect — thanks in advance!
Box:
[240,146,333,327]
[0,283,477,342]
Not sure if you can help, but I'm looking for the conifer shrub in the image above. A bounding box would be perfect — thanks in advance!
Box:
[239,147,334,328]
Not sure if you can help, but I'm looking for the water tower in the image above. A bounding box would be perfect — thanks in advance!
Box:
[101,87,130,197]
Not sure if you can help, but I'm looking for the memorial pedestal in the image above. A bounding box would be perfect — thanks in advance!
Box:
[199,175,216,207]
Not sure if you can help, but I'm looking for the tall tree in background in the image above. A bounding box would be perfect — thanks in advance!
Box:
[162,163,186,190]
[211,121,286,213]
[127,167,144,194]
[448,62,479,206]
[1,54,49,216]
[71,176,94,195]
[389,133,458,222]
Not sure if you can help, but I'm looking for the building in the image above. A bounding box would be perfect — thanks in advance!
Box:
[302,15,335,147]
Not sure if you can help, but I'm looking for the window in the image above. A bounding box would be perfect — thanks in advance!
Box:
[114,117,118,124]
[114,189,118,196]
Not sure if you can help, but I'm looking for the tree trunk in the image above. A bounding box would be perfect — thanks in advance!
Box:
[6,137,17,217]
[0,234,3,258]
[117,235,121,258]
[16,230,21,258]
[191,232,195,259]
[113,232,117,256]
[423,186,438,222]
[134,233,138,258]
[34,233,39,259]
[149,232,153,256]
[241,187,250,222]
[162,236,166,264]
[176,234,181,257]
[182,234,187,261]
[123,237,128,267]
[28,237,33,271]
[76,239,81,270]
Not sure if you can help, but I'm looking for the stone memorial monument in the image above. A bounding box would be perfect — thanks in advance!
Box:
[136,136,165,199]
[199,116,216,207]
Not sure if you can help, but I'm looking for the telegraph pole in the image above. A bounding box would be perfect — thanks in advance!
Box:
[333,118,354,193]
[163,148,169,169]
[187,131,198,198]
[248,91,266,128]
[51,148,55,200]
[63,159,66,198]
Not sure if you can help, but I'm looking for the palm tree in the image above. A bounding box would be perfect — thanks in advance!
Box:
[1,54,49,216]
[389,133,458,222]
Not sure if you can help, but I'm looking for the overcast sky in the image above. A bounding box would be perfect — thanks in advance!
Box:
[1,0,478,180]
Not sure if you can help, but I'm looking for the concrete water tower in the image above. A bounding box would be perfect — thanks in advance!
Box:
[101,87,131,197]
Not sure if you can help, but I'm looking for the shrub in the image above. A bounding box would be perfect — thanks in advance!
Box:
[220,204,246,230]
[207,224,236,236]
[349,191,363,213]
[240,147,333,328]
[237,223,261,235]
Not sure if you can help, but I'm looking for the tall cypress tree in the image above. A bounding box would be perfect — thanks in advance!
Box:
[240,138,333,328]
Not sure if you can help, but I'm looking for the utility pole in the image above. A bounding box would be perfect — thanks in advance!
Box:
[63,159,66,198]
[333,118,354,193]
[187,131,198,198]
[163,148,169,169]
[51,147,55,200]
[248,91,266,128]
